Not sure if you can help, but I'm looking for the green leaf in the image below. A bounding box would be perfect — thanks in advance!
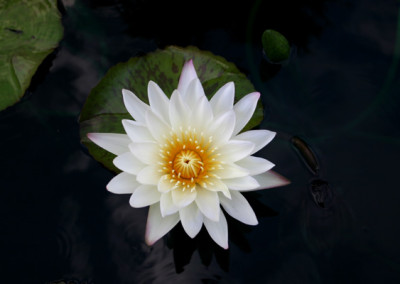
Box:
[80,46,263,172]
[262,29,290,64]
[0,0,63,111]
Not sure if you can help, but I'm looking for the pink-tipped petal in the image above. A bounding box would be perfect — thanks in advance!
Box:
[177,60,198,95]
[219,191,258,225]
[87,133,131,155]
[122,89,150,123]
[145,204,180,246]
[203,211,229,249]
[253,170,290,190]
[232,92,260,135]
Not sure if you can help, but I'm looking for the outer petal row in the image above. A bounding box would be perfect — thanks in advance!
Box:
[233,92,260,135]
[106,172,139,194]
[219,191,258,225]
[87,133,131,156]
[145,204,180,246]
[235,129,276,155]
[203,211,228,249]
[210,82,235,117]
[122,89,150,123]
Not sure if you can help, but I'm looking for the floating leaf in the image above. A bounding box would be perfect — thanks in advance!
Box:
[0,0,63,111]
[262,29,290,64]
[80,46,263,172]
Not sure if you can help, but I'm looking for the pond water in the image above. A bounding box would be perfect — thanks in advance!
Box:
[2,0,400,283]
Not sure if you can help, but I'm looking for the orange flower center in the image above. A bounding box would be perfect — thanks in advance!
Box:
[158,127,222,191]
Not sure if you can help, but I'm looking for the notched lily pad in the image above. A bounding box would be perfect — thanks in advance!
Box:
[80,46,264,172]
[0,0,63,111]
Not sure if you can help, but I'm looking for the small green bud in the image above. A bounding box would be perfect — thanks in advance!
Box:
[262,29,291,64]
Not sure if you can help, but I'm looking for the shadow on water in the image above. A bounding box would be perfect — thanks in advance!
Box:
[166,194,278,274]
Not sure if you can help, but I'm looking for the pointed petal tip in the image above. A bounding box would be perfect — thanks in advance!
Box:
[144,234,156,246]
[267,170,291,187]
[252,92,261,100]
[121,88,131,96]
[272,171,291,186]
[86,132,94,141]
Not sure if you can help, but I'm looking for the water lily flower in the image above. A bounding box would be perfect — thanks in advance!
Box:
[87,60,289,249]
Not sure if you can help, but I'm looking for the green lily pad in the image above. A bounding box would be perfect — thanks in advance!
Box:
[262,29,290,64]
[80,46,263,172]
[0,0,63,111]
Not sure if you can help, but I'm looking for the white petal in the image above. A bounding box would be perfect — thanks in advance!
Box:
[87,133,130,155]
[183,78,206,107]
[122,119,154,142]
[213,163,249,179]
[113,152,146,175]
[129,185,161,208]
[122,89,150,123]
[195,189,220,222]
[169,90,189,129]
[136,165,162,185]
[171,188,197,208]
[203,211,228,249]
[218,140,254,162]
[210,82,235,117]
[145,110,170,143]
[253,170,290,190]
[179,202,203,238]
[208,110,235,146]
[219,191,258,225]
[236,156,275,175]
[177,60,198,95]
[191,95,214,129]
[129,142,158,165]
[148,81,170,122]
[203,177,231,198]
[233,92,260,135]
[223,176,260,191]
[235,129,276,154]
[158,175,173,193]
[145,204,179,245]
[106,172,140,194]
[160,192,179,217]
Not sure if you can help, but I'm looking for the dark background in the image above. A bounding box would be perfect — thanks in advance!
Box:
[1,0,400,283]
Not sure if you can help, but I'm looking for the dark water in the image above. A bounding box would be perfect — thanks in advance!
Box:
[2,0,400,283]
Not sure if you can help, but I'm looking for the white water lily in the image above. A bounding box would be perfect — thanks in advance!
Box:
[88,60,289,249]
